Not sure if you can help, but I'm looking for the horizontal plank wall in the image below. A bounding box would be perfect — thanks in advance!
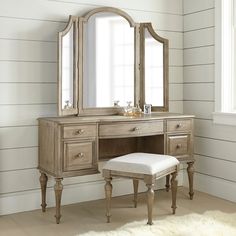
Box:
[183,0,236,202]
[0,0,184,215]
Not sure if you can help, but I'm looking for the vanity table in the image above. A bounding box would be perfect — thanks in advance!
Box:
[38,7,195,224]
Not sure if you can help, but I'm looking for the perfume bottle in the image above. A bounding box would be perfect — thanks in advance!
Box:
[133,103,142,117]
[124,101,133,116]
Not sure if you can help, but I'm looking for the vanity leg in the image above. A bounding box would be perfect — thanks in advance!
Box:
[171,172,178,214]
[39,172,48,212]
[133,179,139,208]
[105,177,113,223]
[146,183,154,225]
[54,178,63,224]
[165,175,170,192]
[187,162,194,200]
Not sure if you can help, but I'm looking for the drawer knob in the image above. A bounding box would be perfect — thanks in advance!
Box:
[176,144,182,149]
[176,123,182,128]
[74,153,84,159]
[75,129,84,135]
[132,127,139,131]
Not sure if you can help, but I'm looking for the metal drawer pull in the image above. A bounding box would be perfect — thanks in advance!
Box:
[74,153,84,159]
[176,144,182,149]
[132,127,139,131]
[75,129,84,135]
[176,123,182,128]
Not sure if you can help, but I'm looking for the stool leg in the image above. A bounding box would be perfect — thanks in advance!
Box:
[133,179,139,208]
[105,177,112,223]
[187,161,194,200]
[171,172,178,214]
[165,175,170,192]
[146,183,154,225]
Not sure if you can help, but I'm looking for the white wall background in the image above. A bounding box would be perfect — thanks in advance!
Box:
[183,0,236,202]
[0,0,184,215]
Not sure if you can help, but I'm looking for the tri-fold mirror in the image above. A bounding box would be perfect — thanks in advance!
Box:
[58,7,168,116]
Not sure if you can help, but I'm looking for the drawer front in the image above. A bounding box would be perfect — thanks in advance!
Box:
[63,124,96,139]
[167,135,189,156]
[167,119,191,133]
[99,121,163,138]
[63,140,95,171]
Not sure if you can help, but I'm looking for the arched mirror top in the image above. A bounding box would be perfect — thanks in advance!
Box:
[58,7,169,116]
[81,7,136,27]
[141,23,168,45]
[59,15,78,36]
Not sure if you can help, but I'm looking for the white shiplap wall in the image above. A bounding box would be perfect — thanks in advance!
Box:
[183,0,236,202]
[0,0,183,215]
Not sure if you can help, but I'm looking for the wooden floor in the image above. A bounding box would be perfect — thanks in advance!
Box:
[1,187,236,236]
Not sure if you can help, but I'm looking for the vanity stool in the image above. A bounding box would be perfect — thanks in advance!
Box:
[102,152,179,225]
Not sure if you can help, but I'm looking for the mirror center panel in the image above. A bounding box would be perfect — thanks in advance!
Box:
[83,12,135,108]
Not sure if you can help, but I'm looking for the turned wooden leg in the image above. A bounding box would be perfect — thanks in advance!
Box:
[133,179,139,208]
[146,183,154,225]
[39,172,48,212]
[171,171,178,214]
[187,162,194,200]
[54,178,63,224]
[105,177,113,223]
[165,175,170,192]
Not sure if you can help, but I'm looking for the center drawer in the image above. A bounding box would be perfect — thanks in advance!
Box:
[99,121,163,138]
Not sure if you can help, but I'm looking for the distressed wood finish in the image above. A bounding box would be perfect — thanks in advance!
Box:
[54,178,63,224]
[187,161,195,200]
[58,15,79,116]
[38,113,194,223]
[171,171,178,214]
[63,124,97,139]
[165,174,170,192]
[133,179,139,208]
[167,119,192,133]
[167,135,190,156]
[39,172,48,212]
[99,120,163,138]
[140,23,169,112]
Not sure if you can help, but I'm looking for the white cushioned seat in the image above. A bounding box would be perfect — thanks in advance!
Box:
[103,152,179,175]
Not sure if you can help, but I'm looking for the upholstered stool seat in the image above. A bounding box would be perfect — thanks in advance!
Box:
[103,152,179,225]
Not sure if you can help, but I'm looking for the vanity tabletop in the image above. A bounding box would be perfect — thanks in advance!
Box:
[38,112,194,124]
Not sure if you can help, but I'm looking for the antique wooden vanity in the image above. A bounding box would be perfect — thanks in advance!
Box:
[38,7,194,224]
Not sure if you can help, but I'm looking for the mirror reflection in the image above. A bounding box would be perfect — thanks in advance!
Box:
[62,25,74,109]
[144,28,164,107]
[83,12,134,108]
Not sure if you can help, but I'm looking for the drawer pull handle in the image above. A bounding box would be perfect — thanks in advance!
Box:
[75,129,84,135]
[176,123,182,128]
[132,127,139,131]
[176,144,182,149]
[74,153,84,159]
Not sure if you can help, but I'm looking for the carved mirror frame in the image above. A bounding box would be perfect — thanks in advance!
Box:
[58,15,79,116]
[58,7,169,116]
[140,23,169,111]
[78,7,140,116]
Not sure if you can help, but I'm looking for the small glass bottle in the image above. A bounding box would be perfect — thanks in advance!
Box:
[134,103,142,117]
[124,101,133,116]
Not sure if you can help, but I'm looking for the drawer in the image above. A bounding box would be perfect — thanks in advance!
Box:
[167,135,189,156]
[63,124,96,139]
[99,121,163,138]
[63,140,96,171]
[167,119,191,133]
